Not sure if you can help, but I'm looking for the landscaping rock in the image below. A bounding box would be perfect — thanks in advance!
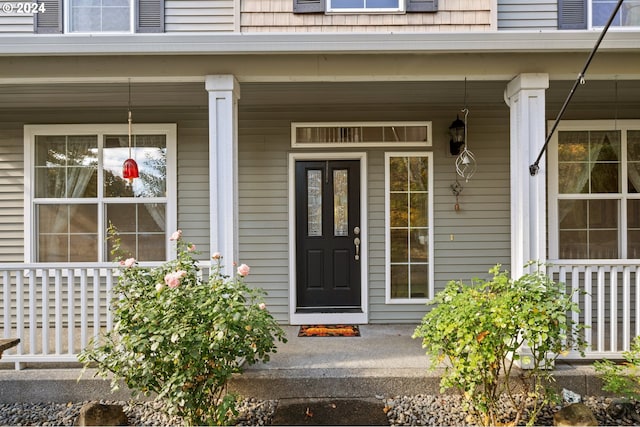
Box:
[76,402,128,426]
[606,398,640,423]
[553,403,598,426]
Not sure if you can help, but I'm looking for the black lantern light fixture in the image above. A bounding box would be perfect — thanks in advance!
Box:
[449,115,466,156]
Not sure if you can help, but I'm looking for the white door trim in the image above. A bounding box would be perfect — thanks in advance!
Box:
[288,152,368,325]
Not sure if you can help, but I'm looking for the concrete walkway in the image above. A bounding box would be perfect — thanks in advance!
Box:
[0,324,606,403]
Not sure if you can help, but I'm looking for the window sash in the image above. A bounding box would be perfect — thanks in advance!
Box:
[66,0,133,33]
[549,120,640,260]
[327,0,403,12]
[385,152,433,304]
[591,0,640,28]
[25,124,177,263]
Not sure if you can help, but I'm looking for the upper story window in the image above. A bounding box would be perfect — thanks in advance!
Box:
[24,124,177,263]
[293,0,437,14]
[69,0,131,32]
[34,0,163,33]
[328,0,402,12]
[559,0,640,29]
[592,0,640,27]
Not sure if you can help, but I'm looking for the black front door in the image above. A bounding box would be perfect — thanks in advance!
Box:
[295,160,361,311]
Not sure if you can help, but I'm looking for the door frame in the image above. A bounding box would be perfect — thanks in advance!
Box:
[288,152,368,325]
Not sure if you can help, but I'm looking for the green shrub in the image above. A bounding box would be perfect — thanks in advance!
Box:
[594,335,640,401]
[413,263,585,426]
[79,228,287,426]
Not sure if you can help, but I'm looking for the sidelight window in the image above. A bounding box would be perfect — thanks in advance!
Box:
[385,153,433,303]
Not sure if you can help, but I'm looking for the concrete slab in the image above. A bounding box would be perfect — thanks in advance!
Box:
[0,324,609,403]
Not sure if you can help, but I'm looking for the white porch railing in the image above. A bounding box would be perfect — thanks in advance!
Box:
[548,260,640,360]
[0,261,637,368]
[0,262,213,370]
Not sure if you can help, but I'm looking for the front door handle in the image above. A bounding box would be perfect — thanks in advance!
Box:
[354,237,361,261]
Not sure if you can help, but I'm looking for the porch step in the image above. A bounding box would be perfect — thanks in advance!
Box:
[0,325,608,403]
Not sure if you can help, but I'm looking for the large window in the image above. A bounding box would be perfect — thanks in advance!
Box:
[385,153,433,303]
[549,120,640,260]
[25,124,177,263]
[592,0,640,28]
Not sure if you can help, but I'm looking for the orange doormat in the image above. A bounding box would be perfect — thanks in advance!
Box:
[298,324,361,337]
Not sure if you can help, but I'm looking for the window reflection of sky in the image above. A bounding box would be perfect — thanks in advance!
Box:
[104,147,167,197]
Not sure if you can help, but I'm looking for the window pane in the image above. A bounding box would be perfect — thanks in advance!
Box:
[629,230,640,259]
[390,265,408,298]
[589,230,618,259]
[369,0,399,7]
[390,229,408,262]
[332,0,364,7]
[307,170,322,237]
[106,203,167,260]
[390,193,408,227]
[37,204,97,262]
[591,163,619,193]
[410,230,428,262]
[559,199,587,229]
[410,264,428,298]
[139,234,166,260]
[102,7,130,31]
[629,199,640,229]
[333,169,348,237]
[628,200,640,258]
[627,131,640,193]
[69,0,131,31]
[589,199,618,229]
[409,157,429,191]
[70,234,99,262]
[558,131,588,162]
[410,193,428,227]
[389,157,408,191]
[591,131,620,162]
[35,135,98,198]
[559,230,587,259]
[559,163,588,194]
[104,135,167,198]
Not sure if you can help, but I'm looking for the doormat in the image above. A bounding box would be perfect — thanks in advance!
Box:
[298,325,360,337]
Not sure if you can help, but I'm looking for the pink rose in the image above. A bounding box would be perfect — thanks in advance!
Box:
[258,303,266,310]
[169,230,182,241]
[123,257,136,268]
[212,252,221,260]
[187,244,196,252]
[164,271,185,289]
[237,264,250,277]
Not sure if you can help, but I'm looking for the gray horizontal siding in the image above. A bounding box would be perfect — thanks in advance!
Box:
[498,0,558,29]
[0,124,24,262]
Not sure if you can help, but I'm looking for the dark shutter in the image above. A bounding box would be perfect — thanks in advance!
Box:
[293,0,325,13]
[34,0,62,33]
[558,0,587,29]
[407,0,438,12]
[136,0,164,33]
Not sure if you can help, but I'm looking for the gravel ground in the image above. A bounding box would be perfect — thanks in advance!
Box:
[1,395,639,426]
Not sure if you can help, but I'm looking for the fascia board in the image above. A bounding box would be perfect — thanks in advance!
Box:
[0,31,639,56]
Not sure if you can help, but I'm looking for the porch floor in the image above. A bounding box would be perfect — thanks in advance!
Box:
[0,325,606,403]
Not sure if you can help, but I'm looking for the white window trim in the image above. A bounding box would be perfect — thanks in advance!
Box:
[24,123,177,263]
[384,152,434,304]
[288,152,369,325]
[64,0,135,34]
[548,119,640,260]
[327,0,404,13]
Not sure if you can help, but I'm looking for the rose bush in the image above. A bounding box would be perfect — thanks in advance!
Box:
[79,228,287,426]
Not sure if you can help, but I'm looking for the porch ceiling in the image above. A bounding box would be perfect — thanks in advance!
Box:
[0,80,638,114]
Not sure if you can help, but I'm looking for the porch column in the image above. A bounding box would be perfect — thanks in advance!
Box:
[206,75,241,272]
[505,73,549,278]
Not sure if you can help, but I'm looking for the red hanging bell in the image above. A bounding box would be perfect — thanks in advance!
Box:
[123,158,139,183]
